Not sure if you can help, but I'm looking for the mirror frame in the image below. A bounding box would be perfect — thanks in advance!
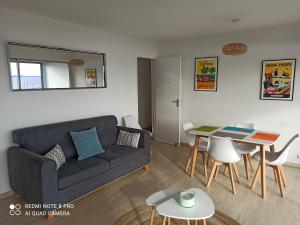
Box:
[6,42,107,91]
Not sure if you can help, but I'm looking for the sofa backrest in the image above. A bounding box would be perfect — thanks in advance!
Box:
[12,115,118,159]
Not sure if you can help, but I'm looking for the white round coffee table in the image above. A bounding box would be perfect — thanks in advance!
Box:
[146,190,179,225]
[147,188,214,225]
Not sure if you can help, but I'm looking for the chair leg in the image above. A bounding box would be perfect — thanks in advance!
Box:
[185,149,193,172]
[233,163,240,184]
[207,155,210,167]
[251,164,261,190]
[228,164,236,194]
[273,167,278,183]
[206,161,218,187]
[247,153,254,172]
[207,155,214,167]
[214,165,220,179]
[162,217,167,225]
[149,207,155,225]
[223,166,228,175]
[275,166,284,197]
[202,152,208,178]
[279,166,287,187]
[243,155,249,180]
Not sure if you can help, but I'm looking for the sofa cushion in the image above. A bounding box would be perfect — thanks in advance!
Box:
[44,144,66,170]
[12,115,118,159]
[57,157,109,190]
[70,127,105,160]
[117,130,140,148]
[95,144,144,169]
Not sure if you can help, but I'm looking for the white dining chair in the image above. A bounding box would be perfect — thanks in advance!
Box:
[251,134,299,197]
[206,136,241,194]
[123,115,143,129]
[183,122,208,177]
[233,122,257,180]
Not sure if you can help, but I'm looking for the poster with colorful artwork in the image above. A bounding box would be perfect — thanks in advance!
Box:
[194,57,218,91]
[261,59,296,101]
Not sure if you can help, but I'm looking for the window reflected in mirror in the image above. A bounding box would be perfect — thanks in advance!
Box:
[7,42,106,91]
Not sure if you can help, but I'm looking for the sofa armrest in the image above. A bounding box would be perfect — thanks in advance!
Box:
[117,126,151,148]
[7,147,58,205]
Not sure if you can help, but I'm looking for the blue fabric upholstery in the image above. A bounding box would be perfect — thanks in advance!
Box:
[57,157,109,190]
[70,127,105,160]
[12,115,118,159]
[96,145,144,168]
[7,116,151,212]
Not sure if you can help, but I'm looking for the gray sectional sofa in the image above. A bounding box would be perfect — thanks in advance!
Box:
[7,115,151,212]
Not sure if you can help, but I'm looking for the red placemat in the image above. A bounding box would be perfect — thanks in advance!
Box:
[251,132,279,142]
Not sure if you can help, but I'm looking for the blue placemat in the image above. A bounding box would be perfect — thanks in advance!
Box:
[223,126,255,133]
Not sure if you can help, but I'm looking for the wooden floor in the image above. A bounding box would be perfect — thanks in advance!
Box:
[1,142,300,225]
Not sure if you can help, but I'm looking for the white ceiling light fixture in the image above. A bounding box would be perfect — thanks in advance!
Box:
[222,18,248,56]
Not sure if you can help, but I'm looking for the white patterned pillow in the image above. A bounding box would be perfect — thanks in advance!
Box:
[44,144,66,170]
[117,130,140,148]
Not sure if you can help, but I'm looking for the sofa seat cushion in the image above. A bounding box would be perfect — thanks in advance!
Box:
[57,157,109,190]
[95,145,144,169]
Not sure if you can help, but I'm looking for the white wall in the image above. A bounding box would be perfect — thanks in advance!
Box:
[0,7,157,194]
[158,24,300,164]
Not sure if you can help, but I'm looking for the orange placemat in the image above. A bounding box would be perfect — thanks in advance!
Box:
[251,132,279,142]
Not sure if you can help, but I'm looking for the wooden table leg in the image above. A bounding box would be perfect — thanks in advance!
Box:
[190,135,200,178]
[203,219,206,225]
[270,144,275,153]
[195,220,198,225]
[185,149,193,172]
[187,220,191,225]
[149,207,155,225]
[168,217,171,225]
[260,145,266,199]
[202,152,208,178]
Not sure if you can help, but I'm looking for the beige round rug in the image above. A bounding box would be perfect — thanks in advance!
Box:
[113,205,241,225]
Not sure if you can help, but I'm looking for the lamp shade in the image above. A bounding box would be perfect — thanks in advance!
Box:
[222,42,248,56]
[70,59,85,66]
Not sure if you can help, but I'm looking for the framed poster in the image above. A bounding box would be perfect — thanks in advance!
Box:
[260,59,296,101]
[194,57,218,91]
[85,69,97,87]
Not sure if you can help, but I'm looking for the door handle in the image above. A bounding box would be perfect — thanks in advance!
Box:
[172,98,179,107]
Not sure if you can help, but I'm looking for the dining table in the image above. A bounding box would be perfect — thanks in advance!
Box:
[187,125,280,199]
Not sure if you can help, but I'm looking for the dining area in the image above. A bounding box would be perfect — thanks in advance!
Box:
[183,122,299,199]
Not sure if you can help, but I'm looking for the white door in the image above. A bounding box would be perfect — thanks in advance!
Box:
[154,56,181,145]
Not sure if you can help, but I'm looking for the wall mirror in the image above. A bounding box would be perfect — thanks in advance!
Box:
[6,42,106,91]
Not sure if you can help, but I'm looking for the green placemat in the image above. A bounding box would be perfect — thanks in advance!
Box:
[195,126,219,132]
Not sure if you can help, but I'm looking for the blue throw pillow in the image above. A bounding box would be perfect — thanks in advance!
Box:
[70,127,105,160]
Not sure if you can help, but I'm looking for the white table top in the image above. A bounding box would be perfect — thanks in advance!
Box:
[190,126,280,146]
[155,188,215,220]
[146,189,179,207]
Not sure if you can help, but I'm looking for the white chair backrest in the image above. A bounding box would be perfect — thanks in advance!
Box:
[276,134,299,164]
[123,115,142,129]
[182,122,195,147]
[207,136,241,163]
[235,122,254,129]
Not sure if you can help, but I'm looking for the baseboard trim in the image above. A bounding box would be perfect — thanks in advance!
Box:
[180,142,190,147]
[285,162,300,169]
[0,190,14,200]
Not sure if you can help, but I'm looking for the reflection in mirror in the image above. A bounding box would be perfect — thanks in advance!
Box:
[7,42,106,90]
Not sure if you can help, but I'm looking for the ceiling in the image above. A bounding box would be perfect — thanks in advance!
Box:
[1,0,300,41]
